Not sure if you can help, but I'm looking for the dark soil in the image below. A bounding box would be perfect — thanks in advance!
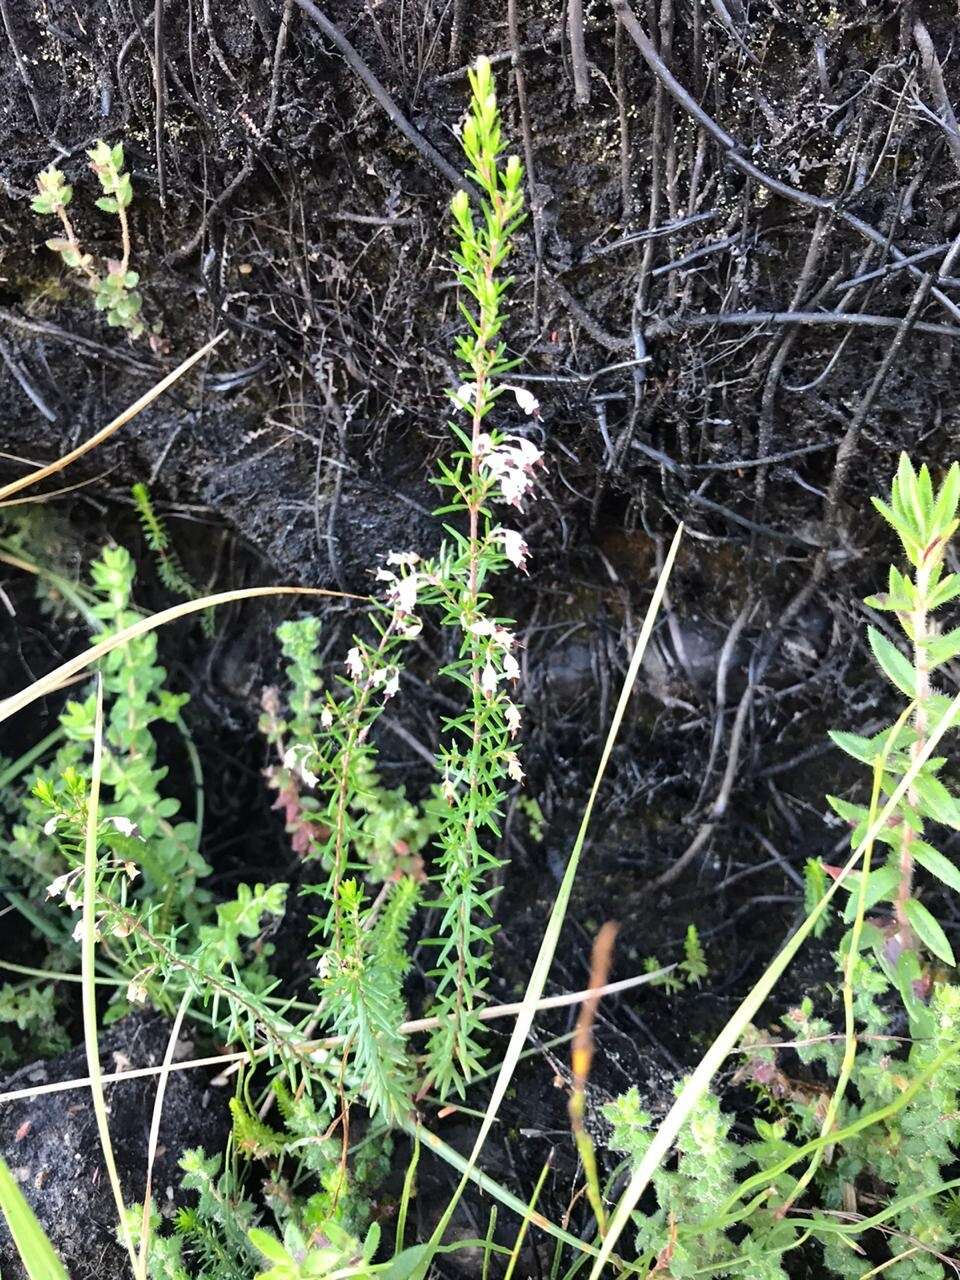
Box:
[0,1015,230,1279]
[4,0,960,1274]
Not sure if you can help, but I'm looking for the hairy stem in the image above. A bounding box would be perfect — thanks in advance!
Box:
[56,207,100,287]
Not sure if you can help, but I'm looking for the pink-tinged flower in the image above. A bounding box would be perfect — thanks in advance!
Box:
[505,751,525,782]
[498,527,529,572]
[505,701,522,736]
[345,647,363,679]
[493,624,515,650]
[479,434,544,508]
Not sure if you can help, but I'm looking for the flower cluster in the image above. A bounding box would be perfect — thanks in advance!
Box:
[496,526,529,572]
[345,646,401,702]
[375,551,422,620]
[477,432,544,508]
[466,618,521,698]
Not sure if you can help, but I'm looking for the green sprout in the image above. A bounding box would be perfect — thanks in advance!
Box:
[31,141,148,340]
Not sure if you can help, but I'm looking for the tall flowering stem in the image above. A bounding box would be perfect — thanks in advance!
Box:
[422,56,538,1098]
[829,455,960,1015]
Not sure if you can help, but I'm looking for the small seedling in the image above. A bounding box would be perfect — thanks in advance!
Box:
[32,142,150,341]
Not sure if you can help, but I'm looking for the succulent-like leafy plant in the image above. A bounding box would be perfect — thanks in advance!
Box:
[32,142,148,339]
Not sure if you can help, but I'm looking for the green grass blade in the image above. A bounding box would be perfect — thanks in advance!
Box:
[81,675,139,1275]
[0,1155,69,1280]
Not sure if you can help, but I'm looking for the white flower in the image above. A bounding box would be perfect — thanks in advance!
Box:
[505,701,522,736]
[46,872,71,899]
[321,706,334,729]
[283,745,319,788]
[467,618,514,650]
[501,469,528,507]
[43,815,63,837]
[371,667,400,700]
[396,572,419,615]
[401,616,423,639]
[126,978,149,1005]
[505,751,525,783]
[481,661,499,697]
[106,816,138,838]
[498,528,529,572]
[451,382,477,412]
[503,652,521,682]
[345,647,364,679]
[377,557,420,615]
[441,769,458,804]
[504,384,540,416]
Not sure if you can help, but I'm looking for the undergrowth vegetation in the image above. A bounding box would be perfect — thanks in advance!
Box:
[5,56,960,1280]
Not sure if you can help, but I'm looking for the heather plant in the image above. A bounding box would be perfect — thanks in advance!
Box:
[31,141,149,340]
[261,54,541,1112]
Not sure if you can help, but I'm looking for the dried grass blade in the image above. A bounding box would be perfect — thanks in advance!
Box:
[136,992,190,1280]
[0,586,358,725]
[0,333,226,502]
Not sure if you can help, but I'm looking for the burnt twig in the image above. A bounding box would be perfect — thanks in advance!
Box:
[568,0,591,105]
[293,0,474,193]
